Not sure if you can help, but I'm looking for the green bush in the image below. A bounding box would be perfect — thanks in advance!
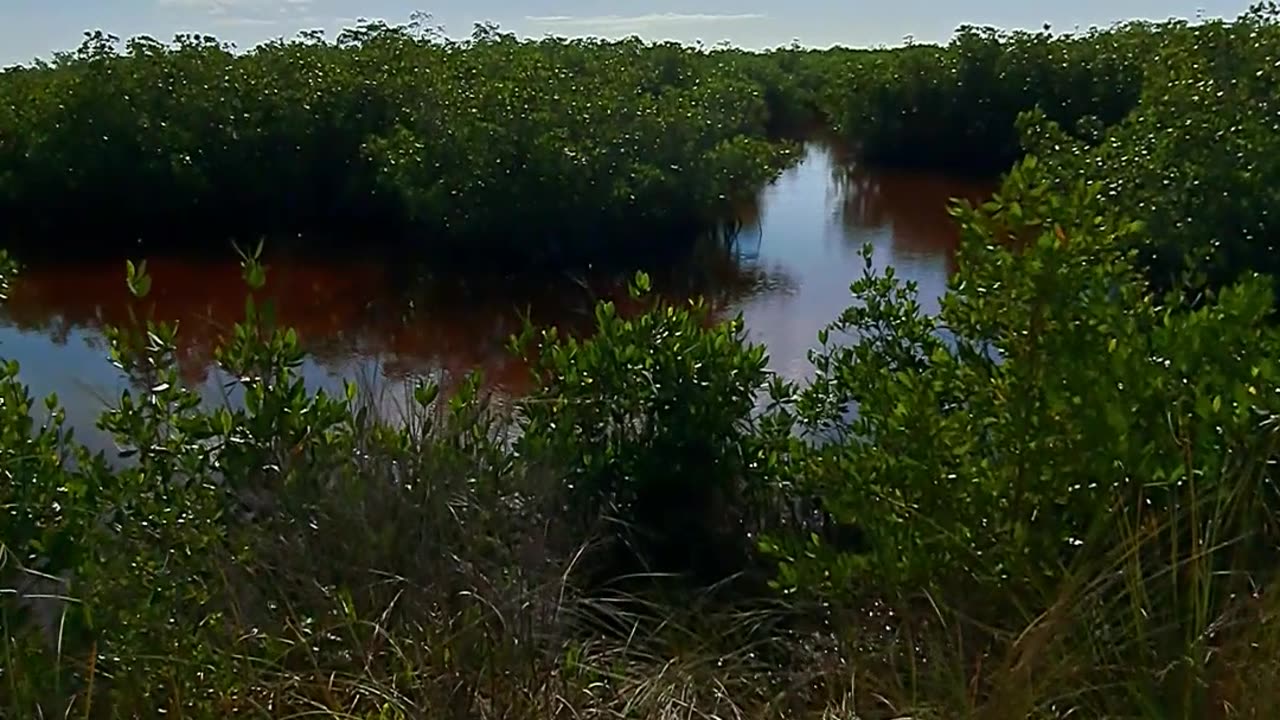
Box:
[0,250,550,716]
[516,273,788,581]
[0,25,795,262]
[0,253,808,716]
[761,157,1280,717]
[781,156,1280,597]
[1019,4,1280,295]
[814,23,1151,172]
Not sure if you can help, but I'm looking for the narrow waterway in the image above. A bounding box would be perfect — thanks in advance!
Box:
[0,142,989,453]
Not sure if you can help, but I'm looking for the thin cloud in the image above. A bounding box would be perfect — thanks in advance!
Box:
[213,16,282,27]
[158,0,312,17]
[526,13,768,32]
[158,0,311,31]
[159,0,312,7]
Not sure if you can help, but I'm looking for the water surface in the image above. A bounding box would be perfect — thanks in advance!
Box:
[0,142,988,453]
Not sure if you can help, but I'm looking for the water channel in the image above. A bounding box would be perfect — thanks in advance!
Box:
[0,142,989,453]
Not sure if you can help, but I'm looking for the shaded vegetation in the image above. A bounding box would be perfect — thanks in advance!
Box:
[812,24,1151,172]
[6,5,1280,718]
[1017,7,1280,295]
[0,22,793,263]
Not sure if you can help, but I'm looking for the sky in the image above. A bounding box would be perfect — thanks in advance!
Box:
[0,1,1258,66]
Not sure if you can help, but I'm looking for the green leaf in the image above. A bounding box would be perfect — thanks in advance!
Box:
[414,380,440,407]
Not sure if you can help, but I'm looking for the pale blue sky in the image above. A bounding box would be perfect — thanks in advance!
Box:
[0,1,1255,65]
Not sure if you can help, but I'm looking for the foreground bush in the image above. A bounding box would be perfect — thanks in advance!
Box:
[770,156,1280,716]
[515,274,793,584]
[7,169,1280,717]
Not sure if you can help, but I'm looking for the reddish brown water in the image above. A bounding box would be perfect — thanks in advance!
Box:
[0,142,989,452]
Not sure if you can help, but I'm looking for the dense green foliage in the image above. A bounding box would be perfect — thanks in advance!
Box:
[1019,5,1280,293]
[6,6,1280,718]
[809,25,1151,171]
[515,278,796,582]
[784,157,1280,613]
[0,24,792,261]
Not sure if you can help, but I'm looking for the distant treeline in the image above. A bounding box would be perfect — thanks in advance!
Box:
[0,25,793,262]
[0,10,1275,275]
[0,16,1152,262]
